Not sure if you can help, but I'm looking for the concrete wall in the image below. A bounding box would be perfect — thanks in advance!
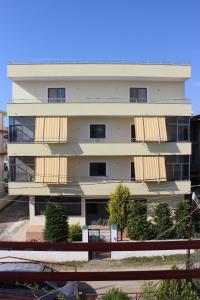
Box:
[111,249,190,259]
[12,80,185,101]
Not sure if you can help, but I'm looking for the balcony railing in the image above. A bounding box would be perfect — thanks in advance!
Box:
[9,98,191,104]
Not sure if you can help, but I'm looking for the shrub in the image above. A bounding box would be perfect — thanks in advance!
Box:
[68,223,82,241]
[154,202,174,239]
[43,203,68,242]
[175,200,190,239]
[101,288,131,300]
[127,201,154,240]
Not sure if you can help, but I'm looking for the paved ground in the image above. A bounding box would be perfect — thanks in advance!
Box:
[0,197,29,241]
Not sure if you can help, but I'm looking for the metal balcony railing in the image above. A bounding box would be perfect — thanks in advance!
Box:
[9,98,191,104]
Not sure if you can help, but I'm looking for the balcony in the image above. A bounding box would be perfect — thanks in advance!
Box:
[8,99,191,117]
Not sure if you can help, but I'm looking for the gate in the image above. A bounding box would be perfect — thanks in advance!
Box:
[88,227,111,260]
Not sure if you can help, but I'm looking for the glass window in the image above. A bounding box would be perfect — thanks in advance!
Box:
[35,197,81,216]
[166,117,190,142]
[167,124,177,142]
[131,125,136,142]
[90,163,106,176]
[9,117,35,143]
[90,124,106,138]
[48,88,65,103]
[9,156,35,182]
[130,88,147,102]
[166,155,190,181]
[178,125,189,141]
[131,162,135,181]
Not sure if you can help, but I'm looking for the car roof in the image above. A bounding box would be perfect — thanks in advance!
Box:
[0,262,44,272]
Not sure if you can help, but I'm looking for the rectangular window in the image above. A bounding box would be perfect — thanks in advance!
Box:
[9,117,35,143]
[90,162,106,177]
[166,117,190,142]
[130,88,147,103]
[166,155,190,181]
[131,162,135,181]
[90,124,106,139]
[48,88,65,103]
[131,125,136,142]
[10,156,35,182]
[35,197,81,216]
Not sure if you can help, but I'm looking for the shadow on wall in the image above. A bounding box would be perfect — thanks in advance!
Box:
[146,142,181,154]
[49,143,83,156]
[146,181,180,194]
[49,183,84,196]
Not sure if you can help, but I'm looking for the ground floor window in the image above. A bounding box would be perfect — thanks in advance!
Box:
[35,196,81,216]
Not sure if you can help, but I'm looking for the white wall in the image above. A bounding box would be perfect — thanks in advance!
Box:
[12,80,184,101]
[111,249,191,259]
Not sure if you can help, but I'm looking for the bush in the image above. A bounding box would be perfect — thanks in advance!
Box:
[127,201,154,240]
[154,203,174,239]
[43,203,68,242]
[175,200,190,239]
[68,223,82,241]
[101,288,131,300]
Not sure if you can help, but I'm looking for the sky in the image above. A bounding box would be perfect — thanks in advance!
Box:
[0,0,200,114]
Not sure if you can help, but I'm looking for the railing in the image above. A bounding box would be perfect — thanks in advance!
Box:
[9,98,191,104]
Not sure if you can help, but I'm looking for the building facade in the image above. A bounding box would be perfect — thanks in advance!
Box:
[191,115,200,189]
[7,62,191,234]
[0,110,6,197]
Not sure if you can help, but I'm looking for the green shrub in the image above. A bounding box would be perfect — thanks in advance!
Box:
[101,288,131,300]
[43,203,68,242]
[154,202,174,239]
[68,223,82,241]
[175,200,190,239]
[127,201,154,240]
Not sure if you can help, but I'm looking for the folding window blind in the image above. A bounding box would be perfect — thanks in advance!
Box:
[34,117,68,143]
[35,157,68,184]
[134,117,167,142]
[134,156,166,182]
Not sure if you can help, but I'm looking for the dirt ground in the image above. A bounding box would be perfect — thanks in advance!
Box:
[0,197,29,241]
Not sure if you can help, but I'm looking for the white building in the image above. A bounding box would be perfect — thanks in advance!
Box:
[7,62,191,238]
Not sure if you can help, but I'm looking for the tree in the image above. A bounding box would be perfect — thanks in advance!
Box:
[154,202,174,240]
[68,223,82,241]
[127,201,154,240]
[43,203,68,242]
[101,288,131,300]
[175,200,190,239]
[107,184,132,240]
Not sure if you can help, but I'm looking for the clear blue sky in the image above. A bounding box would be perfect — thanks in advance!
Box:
[0,0,200,113]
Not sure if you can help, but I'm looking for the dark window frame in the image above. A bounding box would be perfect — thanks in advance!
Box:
[48,88,65,103]
[89,162,107,177]
[129,87,147,103]
[9,117,35,143]
[167,117,190,142]
[90,124,106,139]
[166,155,190,181]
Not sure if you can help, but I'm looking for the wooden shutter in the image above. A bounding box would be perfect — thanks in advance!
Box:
[59,117,68,142]
[35,157,44,183]
[35,117,45,143]
[134,117,145,141]
[134,156,166,182]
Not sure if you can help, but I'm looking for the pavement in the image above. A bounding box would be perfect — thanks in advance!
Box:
[0,196,29,241]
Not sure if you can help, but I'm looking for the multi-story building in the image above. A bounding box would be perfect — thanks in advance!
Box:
[191,114,200,189]
[0,109,7,197]
[7,62,191,237]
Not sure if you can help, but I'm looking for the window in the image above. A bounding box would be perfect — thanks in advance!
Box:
[130,88,147,103]
[10,157,35,182]
[90,124,106,139]
[131,162,135,181]
[35,197,81,216]
[48,88,65,103]
[90,162,106,176]
[166,155,190,181]
[9,117,35,143]
[166,117,190,142]
[131,124,136,142]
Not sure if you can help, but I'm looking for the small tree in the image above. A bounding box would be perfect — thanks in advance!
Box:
[107,184,132,240]
[154,203,174,240]
[43,203,68,242]
[127,201,154,240]
[175,200,190,239]
[101,288,131,300]
[68,223,82,241]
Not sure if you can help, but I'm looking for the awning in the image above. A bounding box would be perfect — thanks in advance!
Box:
[134,156,167,182]
[35,157,68,184]
[134,117,167,142]
[35,117,68,143]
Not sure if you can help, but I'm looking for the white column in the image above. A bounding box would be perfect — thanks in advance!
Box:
[82,225,88,242]
[29,196,35,223]
[111,224,118,242]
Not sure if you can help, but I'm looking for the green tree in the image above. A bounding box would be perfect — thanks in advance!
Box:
[127,201,154,240]
[101,288,131,300]
[107,184,132,240]
[154,202,174,239]
[175,200,190,239]
[140,281,157,300]
[43,203,68,242]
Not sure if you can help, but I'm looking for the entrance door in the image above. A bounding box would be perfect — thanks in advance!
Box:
[86,200,108,225]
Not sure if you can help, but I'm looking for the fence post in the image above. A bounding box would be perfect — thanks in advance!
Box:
[111,224,117,243]
[82,225,88,243]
